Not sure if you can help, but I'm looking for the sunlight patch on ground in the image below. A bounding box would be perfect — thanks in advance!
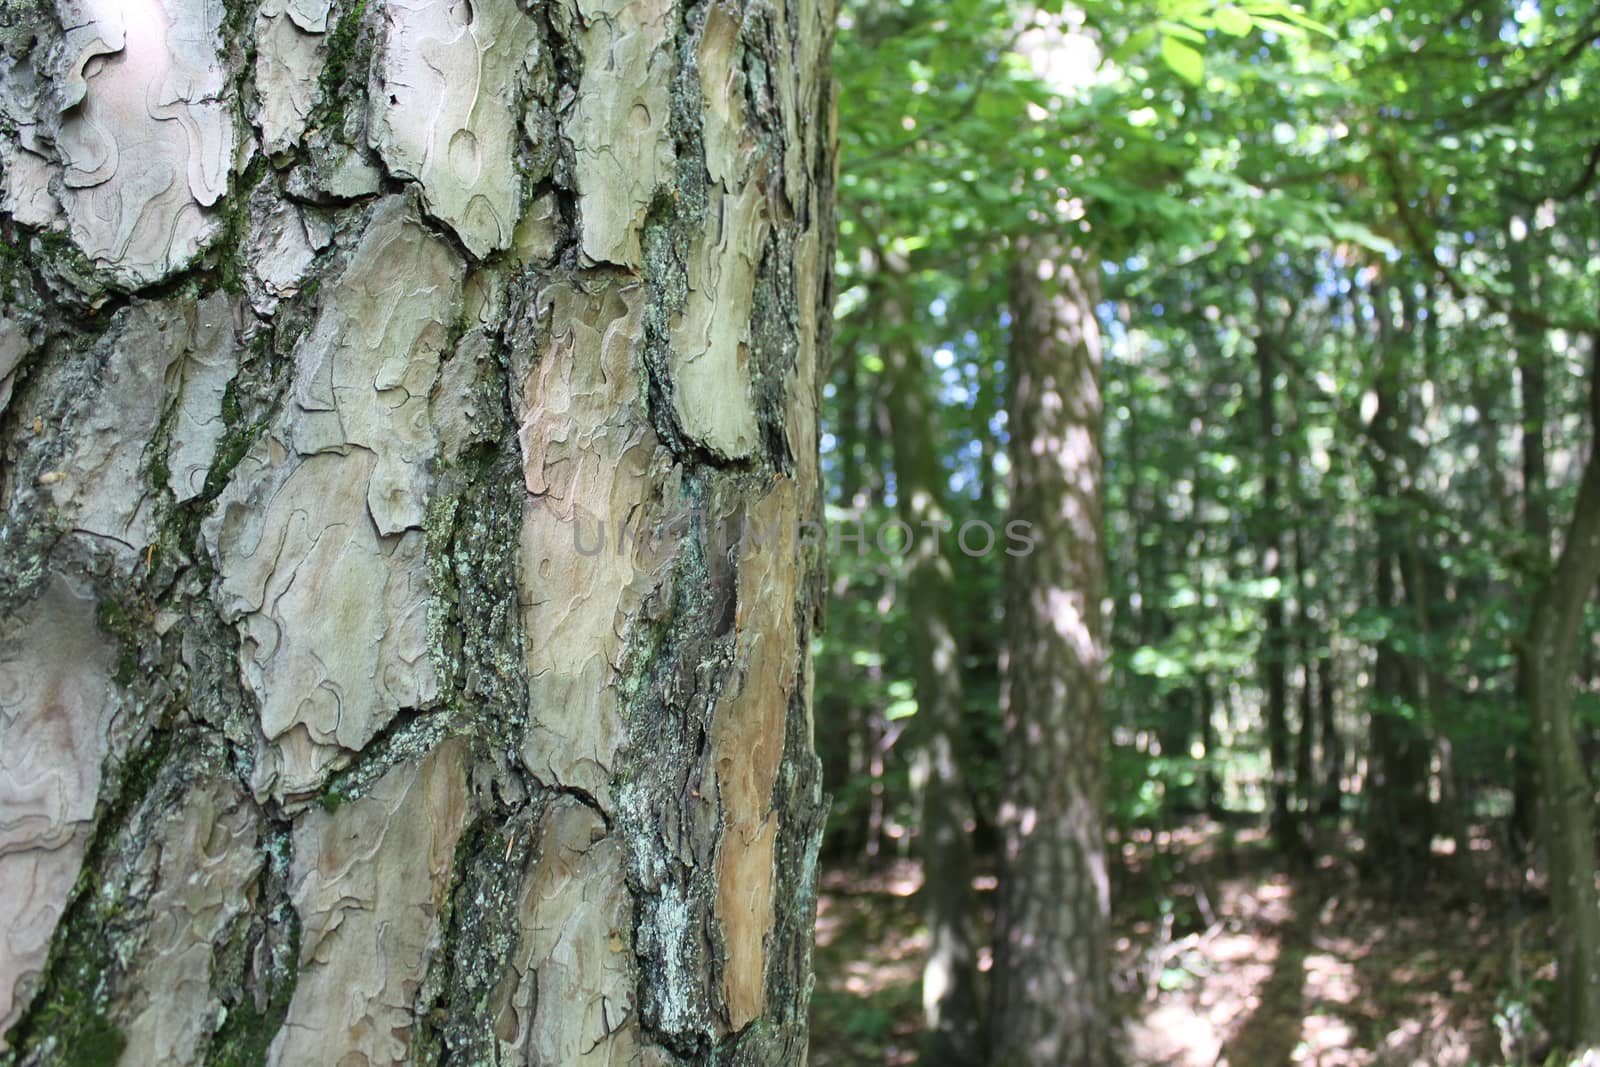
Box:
[812,821,1533,1067]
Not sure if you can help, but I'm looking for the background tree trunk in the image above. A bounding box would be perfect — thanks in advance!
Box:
[1523,402,1600,1051]
[1363,278,1433,890]
[992,237,1110,1067]
[1251,278,1296,853]
[0,0,836,1063]
[879,280,984,1066]
[1511,220,1550,853]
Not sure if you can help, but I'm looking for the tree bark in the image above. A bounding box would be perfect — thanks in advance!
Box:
[0,1,836,1063]
[992,237,1110,1067]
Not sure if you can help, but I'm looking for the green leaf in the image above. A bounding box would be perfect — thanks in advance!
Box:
[886,698,919,721]
[1215,6,1252,36]
[1110,25,1159,65]
[1161,36,1205,85]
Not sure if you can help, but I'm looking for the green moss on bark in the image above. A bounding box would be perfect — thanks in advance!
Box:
[0,735,178,1067]
[204,905,300,1067]
[412,806,537,1067]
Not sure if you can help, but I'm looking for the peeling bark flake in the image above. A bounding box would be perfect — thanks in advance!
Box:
[204,198,463,802]
[268,741,469,1067]
[115,774,263,1067]
[370,0,537,258]
[0,577,124,1045]
[52,0,235,287]
[516,275,679,807]
[564,0,676,268]
[668,181,768,462]
[255,0,332,154]
[712,483,802,1029]
[47,301,191,563]
[493,797,638,1064]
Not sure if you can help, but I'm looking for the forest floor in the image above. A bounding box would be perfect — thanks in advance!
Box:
[808,820,1555,1067]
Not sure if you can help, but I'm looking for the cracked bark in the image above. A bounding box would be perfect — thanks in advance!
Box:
[0,0,835,1063]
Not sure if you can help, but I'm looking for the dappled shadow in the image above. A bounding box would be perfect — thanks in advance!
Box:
[1116,824,1514,1067]
[1119,827,1526,1066]
[1117,871,1308,1067]
[1216,877,1311,1066]
[810,862,926,1067]
[810,821,1545,1066]
[1330,889,1511,1065]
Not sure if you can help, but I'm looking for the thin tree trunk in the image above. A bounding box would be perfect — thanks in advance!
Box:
[1511,221,1551,853]
[1293,526,1316,829]
[0,1,836,1062]
[1200,675,1223,817]
[1365,279,1433,889]
[1523,372,1600,1052]
[1252,274,1295,850]
[1318,648,1342,817]
[879,280,985,1067]
[1287,359,1316,841]
[1401,280,1470,858]
[992,237,1110,1067]
[1192,452,1222,817]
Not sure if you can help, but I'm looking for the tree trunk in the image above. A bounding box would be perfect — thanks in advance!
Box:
[1511,222,1550,854]
[1252,275,1294,851]
[1200,675,1223,817]
[1364,279,1432,888]
[0,1,836,1063]
[1399,280,1469,858]
[1287,370,1315,846]
[1317,648,1342,817]
[1191,453,1222,817]
[1523,398,1600,1052]
[1293,526,1316,830]
[992,237,1110,1067]
[879,281,984,1066]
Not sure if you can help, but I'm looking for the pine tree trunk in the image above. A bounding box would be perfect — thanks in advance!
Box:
[0,0,836,1063]
[992,237,1109,1067]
